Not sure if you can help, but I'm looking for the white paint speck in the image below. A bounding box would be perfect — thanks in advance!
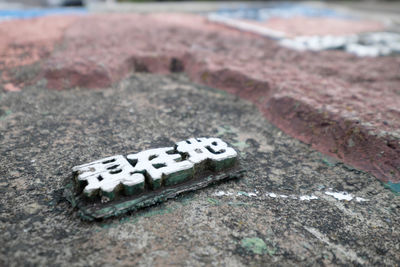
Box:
[355,197,369,202]
[214,191,233,197]
[236,192,257,197]
[300,195,318,201]
[325,191,353,201]
[217,189,368,204]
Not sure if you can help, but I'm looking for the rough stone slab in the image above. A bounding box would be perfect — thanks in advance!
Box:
[0,13,399,184]
[0,73,399,266]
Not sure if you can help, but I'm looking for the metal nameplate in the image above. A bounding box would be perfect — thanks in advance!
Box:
[64,137,244,220]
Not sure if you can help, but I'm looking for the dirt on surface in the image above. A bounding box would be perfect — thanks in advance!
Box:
[0,73,399,266]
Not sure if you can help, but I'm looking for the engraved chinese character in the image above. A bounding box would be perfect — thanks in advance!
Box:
[72,137,238,201]
[176,137,237,171]
[126,147,193,189]
[72,155,145,199]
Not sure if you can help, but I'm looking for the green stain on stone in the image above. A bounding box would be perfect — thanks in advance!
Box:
[266,246,277,256]
[384,181,400,194]
[227,201,249,206]
[321,158,337,167]
[142,207,174,218]
[124,182,145,196]
[178,193,194,206]
[237,191,249,197]
[211,157,236,172]
[99,206,175,229]
[0,110,12,120]
[241,237,268,255]
[232,141,249,149]
[100,223,117,229]
[216,125,233,137]
[207,198,220,205]
[152,178,162,190]
[164,168,193,187]
[101,190,116,201]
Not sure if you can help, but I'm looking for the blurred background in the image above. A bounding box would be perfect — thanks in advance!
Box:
[1,0,400,8]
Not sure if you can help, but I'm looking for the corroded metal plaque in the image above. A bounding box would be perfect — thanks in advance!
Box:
[64,137,244,220]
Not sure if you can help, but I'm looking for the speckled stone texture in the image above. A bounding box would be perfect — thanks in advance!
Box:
[0,16,76,89]
[0,13,399,184]
[0,73,399,266]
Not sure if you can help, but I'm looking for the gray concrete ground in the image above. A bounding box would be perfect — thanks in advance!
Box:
[0,73,399,266]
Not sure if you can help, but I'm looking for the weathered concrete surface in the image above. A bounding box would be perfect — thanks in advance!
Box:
[0,13,399,185]
[0,73,399,266]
